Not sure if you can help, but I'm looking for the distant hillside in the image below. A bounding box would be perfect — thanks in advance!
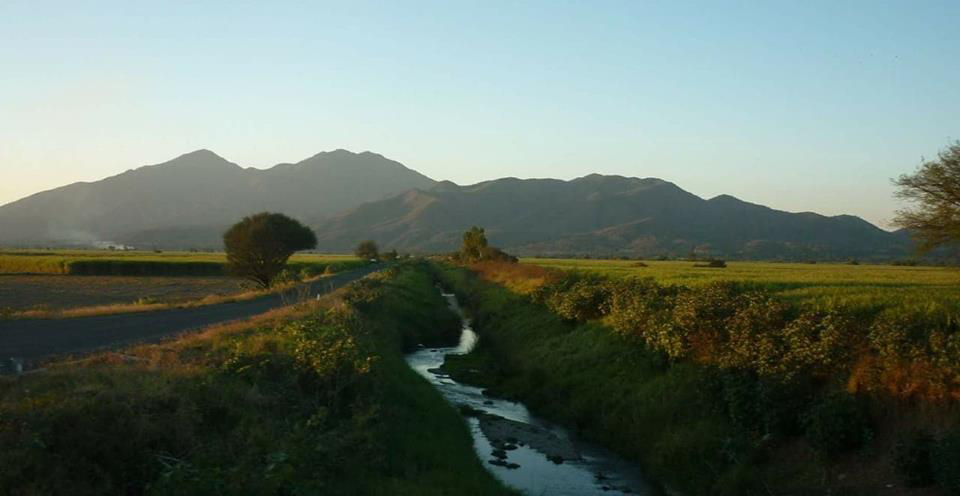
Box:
[315,175,910,260]
[0,149,435,249]
[1,150,916,259]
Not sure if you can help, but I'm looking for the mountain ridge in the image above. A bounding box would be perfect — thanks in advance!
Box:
[0,149,436,247]
[313,174,908,260]
[0,149,912,259]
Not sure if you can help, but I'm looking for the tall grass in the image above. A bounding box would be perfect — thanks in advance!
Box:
[439,261,960,495]
[0,262,513,495]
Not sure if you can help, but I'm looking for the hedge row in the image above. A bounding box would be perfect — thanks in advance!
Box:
[63,259,368,278]
[532,272,960,401]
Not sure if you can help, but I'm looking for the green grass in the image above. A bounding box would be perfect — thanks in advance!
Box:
[437,264,771,494]
[525,258,960,313]
[0,262,513,495]
[0,250,361,276]
[439,261,960,495]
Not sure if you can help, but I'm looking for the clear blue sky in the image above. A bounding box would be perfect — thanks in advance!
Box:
[1,1,957,228]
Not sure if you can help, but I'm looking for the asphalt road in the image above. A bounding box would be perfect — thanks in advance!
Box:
[0,266,382,373]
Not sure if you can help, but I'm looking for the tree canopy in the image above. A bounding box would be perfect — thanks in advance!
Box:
[223,212,317,288]
[460,226,489,262]
[458,226,516,263]
[893,141,960,253]
[355,240,380,260]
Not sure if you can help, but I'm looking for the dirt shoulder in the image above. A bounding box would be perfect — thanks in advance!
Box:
[0,266,382,372]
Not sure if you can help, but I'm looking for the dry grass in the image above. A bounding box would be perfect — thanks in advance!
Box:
[470,260,562,294]
[0,264,513,495]
[2,275,330,320]
[34,293,333,374]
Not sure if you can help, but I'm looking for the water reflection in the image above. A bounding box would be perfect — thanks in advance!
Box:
[405,292,655,496]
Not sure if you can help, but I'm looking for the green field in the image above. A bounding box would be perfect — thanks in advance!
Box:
[0,250,359,275]
[525,258,960,314]
[452,259,960,493]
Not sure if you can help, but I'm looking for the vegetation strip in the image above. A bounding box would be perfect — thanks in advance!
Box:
[436,261,960,495]
[0,250,363,276]
[0,262,514,495]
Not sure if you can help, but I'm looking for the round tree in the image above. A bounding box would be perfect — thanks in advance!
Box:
[460,226,488,262]
[355,240,379,260]
[223,212,317,288]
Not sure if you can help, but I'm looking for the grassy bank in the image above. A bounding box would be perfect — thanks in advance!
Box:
[0,250,363,276]
[0,262,512,495]
[437,261,960,495]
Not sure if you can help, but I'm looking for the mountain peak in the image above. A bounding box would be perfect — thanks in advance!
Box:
[431,180,461,192]
[708,194,741,203]
[296,149,390,167]
[174,149,226,161]
[162,149,234,170]
[302,149,363,161]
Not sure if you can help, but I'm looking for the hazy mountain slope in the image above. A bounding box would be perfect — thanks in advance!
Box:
[0,149,911,259]
[315,175,908,260]
[0,149,435,247]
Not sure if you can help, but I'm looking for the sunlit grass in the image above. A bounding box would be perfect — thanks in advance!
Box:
[0,263,513,494]
[524,258,960,314]
[0,250,357,274]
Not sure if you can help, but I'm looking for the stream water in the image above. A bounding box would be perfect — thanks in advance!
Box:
[405,292,656,496]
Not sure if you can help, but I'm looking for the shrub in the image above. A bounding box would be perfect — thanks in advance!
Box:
[801,393,872,456]
[777,311,855,379]
[722,293,789,373]
[299,265,322,279]
[671,282,745,360]
[273,268,302,285]
[694,260,727,268]
[283,313,377,406]
[382,249,399,261]
[539,274,613,321]
[868,310,960,399]
[355,240,380,260]
[891,259,919,266]
[607,277,679,339]
[479,246,518,263]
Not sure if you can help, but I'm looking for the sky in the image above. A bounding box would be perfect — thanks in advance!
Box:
[1,1,957,228]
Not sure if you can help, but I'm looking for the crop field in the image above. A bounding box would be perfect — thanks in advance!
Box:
[524,258,960,313]
[0,251,364,317]
[0,250,359,275]
[0,274,252,315]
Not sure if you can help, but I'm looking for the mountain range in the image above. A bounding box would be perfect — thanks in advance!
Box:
[0,149,434,248]
[0,149,914,259]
